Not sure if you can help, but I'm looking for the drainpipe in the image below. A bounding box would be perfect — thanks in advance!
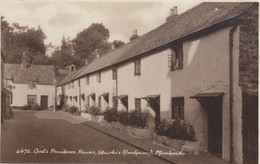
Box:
[229,25,237,163]
[116,68,118,109]
[79,79,81,111]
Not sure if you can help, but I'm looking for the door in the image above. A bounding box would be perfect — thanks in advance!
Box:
[207,98,222,157]
[40,95,48,110]
[150,97,160,130]
[243,92,258,164]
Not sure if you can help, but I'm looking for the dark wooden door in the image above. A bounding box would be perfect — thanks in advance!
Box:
[207,98,222,157]
[243,92,258,164]
[150,98,160,130]
[40,96,48,110]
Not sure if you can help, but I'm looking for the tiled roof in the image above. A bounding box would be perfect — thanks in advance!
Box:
[57,66,86,86]
[70,2,257,82]
[4,63,55,85]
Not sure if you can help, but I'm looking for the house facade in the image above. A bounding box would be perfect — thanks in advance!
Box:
[4,54,56,109]
[57,3,258,164]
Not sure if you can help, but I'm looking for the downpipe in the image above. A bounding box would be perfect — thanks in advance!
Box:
[229,25,237,163]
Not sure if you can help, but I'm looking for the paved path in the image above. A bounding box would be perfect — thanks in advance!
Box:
[1,110,168,163]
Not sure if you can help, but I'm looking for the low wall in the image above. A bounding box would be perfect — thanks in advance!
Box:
[100,120,153,139]
[81,113,104,123]
[153,133,204,154]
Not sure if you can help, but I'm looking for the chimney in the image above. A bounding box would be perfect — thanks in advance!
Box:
[166,6,178,22]
[111,44,115,50]
[69,64,76,73]
[130,29,139,41]
[95,49,100,58]
[21,52,28,70]
[133,29,137,36]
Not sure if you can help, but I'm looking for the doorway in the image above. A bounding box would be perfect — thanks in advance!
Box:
[190,93,223,157]
[40,95,48,109]
[207,97,222,157]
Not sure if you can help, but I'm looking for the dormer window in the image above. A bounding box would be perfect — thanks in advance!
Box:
[169,44,183,71]
[28,82,36,89]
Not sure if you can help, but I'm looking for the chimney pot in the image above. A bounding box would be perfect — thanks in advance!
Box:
[69,64,75,73]
[21,52,28,70]
[111,44,115,50]
[133,29,137,36]
[173,6,177,15]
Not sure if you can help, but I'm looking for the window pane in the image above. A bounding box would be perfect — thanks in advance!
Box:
[172,97,184,120]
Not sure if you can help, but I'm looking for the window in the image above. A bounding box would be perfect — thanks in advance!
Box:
[112,67,117,80]
[134,58,141,76]
[98,96,101,108]
[27,95,37,105]
[135,98,141,110]
[28,83,36,89]
[172,97,184,120]
[85,76,89,85]
[169,44,183,71]
[97,72,101,83]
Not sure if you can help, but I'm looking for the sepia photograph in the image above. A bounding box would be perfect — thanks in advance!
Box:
[0,0,258,163]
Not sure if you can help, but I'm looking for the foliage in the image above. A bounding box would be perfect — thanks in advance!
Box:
[89,106,103,116]
[62,104,70,112]
[127,109,148,128]
[156,119,196,141]
[73,23,110,59]
[68,106,78,114]
[104,108,149,128]
[118,110,128,125]
[21,103,41,111]
[129,34,139,41]
[104,107,118,122]
[74,110,81,116]
[1,16,48,64]
[156,119,171,136]
[112,40,125,49]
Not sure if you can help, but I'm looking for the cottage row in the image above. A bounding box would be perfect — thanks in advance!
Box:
[3,2,258,164]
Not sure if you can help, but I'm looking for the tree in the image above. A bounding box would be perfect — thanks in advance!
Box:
[73,23,110,59]
[113,40,125,49]
[1,17,47,64]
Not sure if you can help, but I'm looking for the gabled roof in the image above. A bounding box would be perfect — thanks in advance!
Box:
[4,63,55,85]
[72,2,256,81]
[57,65,87,86]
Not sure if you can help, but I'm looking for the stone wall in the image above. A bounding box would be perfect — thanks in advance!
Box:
[239,4,258,94]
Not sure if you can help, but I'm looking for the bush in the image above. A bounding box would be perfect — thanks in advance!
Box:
[85,104,90,113]
[104,108,149,129]
[21,103,41,111]
[74,110,81,116]
[118,110,128,125]
[156,119,171,136]
[104,107,118,122]
[89,106,102,116]
[156,119,195,141]
[128,109,149,128]
[69,106,78,114]
[22,104,30,110]
[62,104,70,112]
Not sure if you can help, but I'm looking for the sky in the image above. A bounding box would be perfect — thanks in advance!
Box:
[0,0,249,49]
